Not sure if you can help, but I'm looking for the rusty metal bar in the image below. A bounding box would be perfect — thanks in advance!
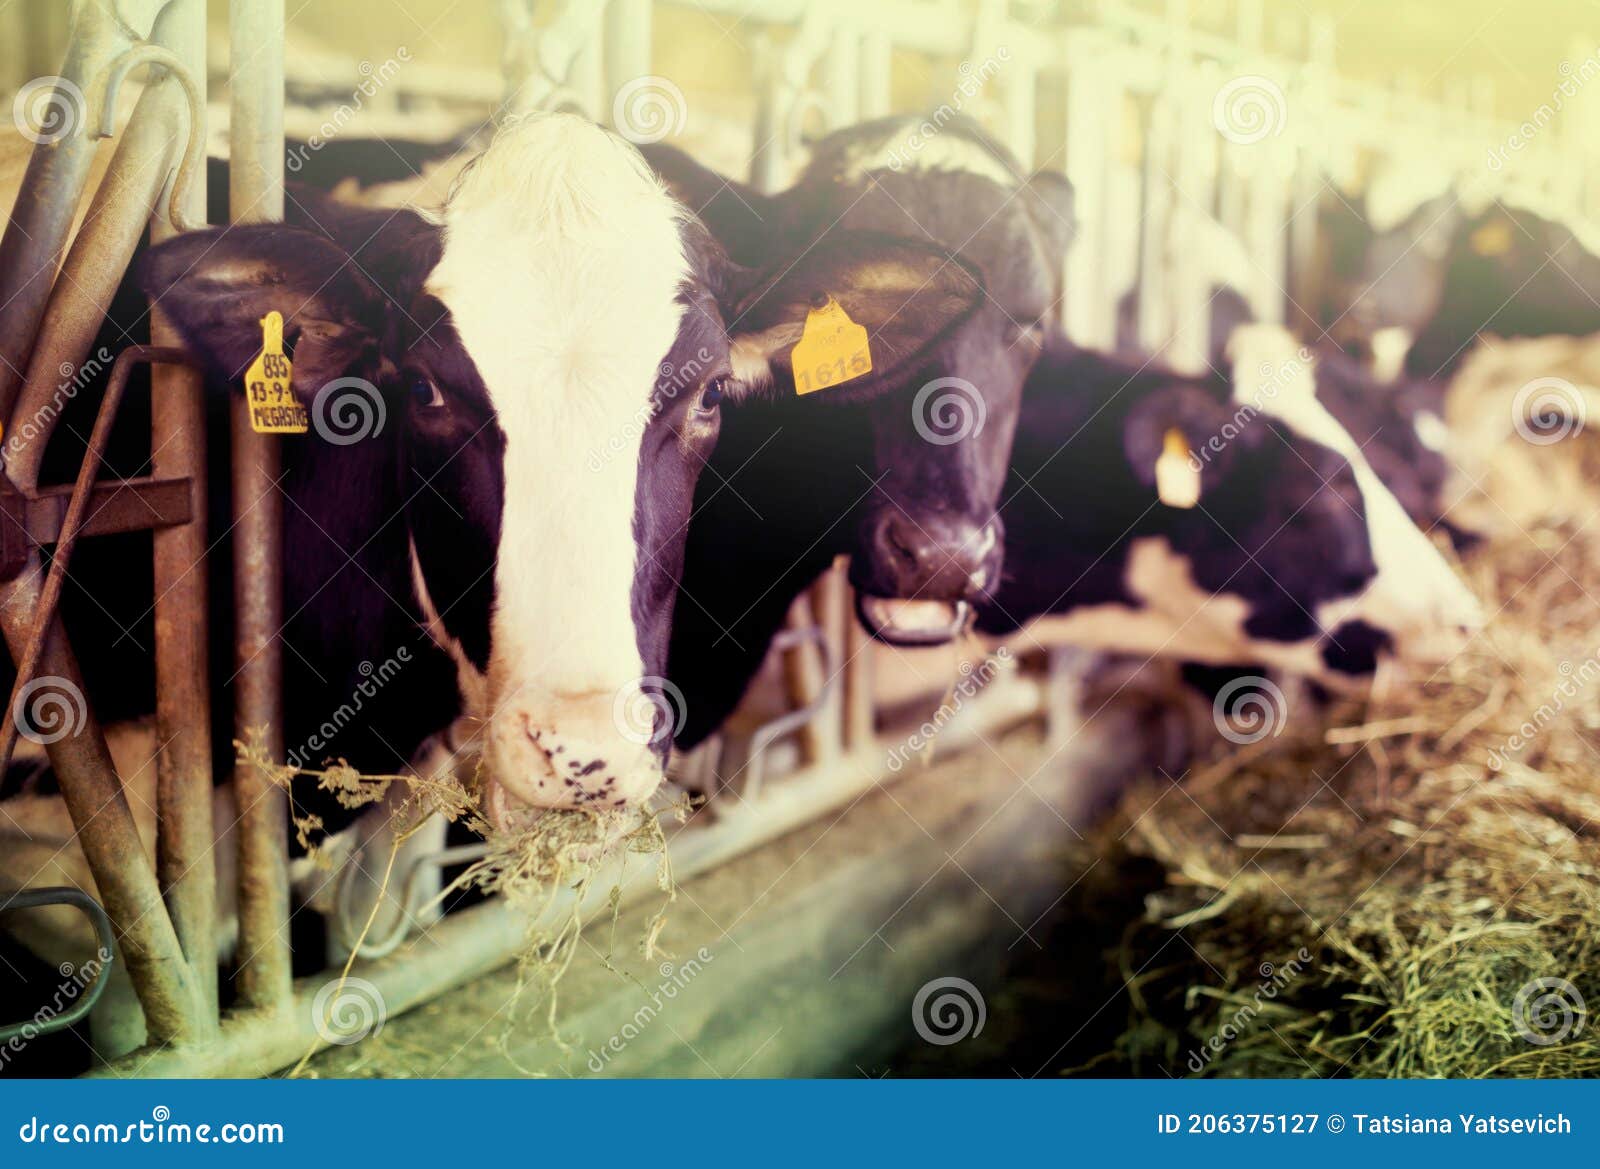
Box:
[0,1,138,422]
[8,477,193,547]
[148,0,218,1034]
[0,346,195,777]
[228,0,293,1013]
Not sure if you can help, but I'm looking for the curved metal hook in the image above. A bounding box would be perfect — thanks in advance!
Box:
[0,887,116,1044]
[86,44,208,233]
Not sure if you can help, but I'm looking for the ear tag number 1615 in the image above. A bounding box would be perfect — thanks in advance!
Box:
[246,310,309,435]
[791,297,872,395]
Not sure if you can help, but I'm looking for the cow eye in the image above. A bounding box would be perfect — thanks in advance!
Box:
[410,377,444,409]
[697,377,728,414]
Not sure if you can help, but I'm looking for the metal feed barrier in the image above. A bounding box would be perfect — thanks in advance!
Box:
[0,0,1587,1076]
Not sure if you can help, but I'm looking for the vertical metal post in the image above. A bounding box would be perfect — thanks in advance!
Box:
[603,0,652,102]
[1062,35,1110,346]
[148,0,218,1030]
[228,0,293,1013]
[858,29,890,121]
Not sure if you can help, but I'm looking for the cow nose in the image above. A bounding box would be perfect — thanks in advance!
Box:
[873,512,996,601]
[483,699,664,823]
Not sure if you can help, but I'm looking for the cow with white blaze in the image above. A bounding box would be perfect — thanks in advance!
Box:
[140,113,977,826]
[976,326,1483,687]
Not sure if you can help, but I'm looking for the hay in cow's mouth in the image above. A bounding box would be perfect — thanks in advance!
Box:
[1078,516,1600,1078]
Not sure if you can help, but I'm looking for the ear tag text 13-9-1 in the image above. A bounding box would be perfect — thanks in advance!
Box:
[791,297,872,395]
[246,311,308,434]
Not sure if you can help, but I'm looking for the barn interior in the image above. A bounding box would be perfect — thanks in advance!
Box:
[1,0,1599,1080]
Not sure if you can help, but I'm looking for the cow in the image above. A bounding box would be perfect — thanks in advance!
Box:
[645,116,1075,745]
[1336,181,1600,381]
[974,326,1483,688]
[132,112,986,828]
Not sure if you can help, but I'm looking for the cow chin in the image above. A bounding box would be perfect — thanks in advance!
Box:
[481,703,665,827]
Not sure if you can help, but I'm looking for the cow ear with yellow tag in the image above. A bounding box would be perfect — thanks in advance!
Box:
[723,232,984,397]
[1123,385,1234,508]
[138,220,390,412]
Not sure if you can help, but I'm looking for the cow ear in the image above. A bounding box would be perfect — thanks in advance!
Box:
[1020,169,1076,262]
[722,231,984,394]
[138,223,386,397]
[1124,386,1233,507]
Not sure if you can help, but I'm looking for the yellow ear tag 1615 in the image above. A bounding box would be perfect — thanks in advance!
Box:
[791,297,872,395]
[245,311,308,435]
[1471,218,1513,258]
[1155,426,1201,509]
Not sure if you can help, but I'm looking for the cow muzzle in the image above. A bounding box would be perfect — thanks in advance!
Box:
[482,695,666,829]
[857,512,999,646]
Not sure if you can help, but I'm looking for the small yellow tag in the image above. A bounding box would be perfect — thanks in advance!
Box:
[1155,427,1201,509]
[791,297,872,395]
[245,311,308,434]
[1471,218,1513,258]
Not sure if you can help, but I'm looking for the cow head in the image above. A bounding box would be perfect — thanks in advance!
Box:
[1132,326,1482,685]
[142,114,975,825]
[779,116,1076,644]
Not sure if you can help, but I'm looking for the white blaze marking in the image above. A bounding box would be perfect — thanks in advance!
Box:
[425,114,690,713]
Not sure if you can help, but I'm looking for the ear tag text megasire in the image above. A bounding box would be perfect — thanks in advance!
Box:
[791,297,872,395]
[246,311,309,435]
[1155,426,1201,509]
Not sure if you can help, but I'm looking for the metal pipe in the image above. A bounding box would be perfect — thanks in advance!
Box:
[147,0,217,1029]
[96,676,1045,1078]
[0,1,136,423]
[227,0,293,1013]
[0,887,116,1042]
[5,80,188,492]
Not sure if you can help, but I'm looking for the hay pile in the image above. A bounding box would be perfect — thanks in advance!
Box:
[1100,518,1600,1077]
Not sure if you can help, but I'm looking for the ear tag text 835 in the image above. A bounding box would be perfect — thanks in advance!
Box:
[791,297,872,395]
[246,311,309,435]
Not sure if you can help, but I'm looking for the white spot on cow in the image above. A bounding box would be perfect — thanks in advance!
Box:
[424,113,689,808]
[1227,326,1482,661]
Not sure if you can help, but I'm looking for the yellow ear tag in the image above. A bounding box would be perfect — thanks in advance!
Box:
[245,311,308,434]
[791,297,872,395]
[1155,427,1201,509]
[1471,219,1513,258]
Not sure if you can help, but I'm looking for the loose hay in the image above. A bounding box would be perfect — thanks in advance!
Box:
[236,737,682,1071]
[1097,517,1600,1078]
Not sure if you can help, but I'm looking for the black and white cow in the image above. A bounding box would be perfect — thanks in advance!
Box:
[643,116,1076,743]
[134,113,981,825]
[1338,186,1600,381]
[974,326,1482,687]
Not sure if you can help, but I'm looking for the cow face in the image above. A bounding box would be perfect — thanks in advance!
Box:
[145,115,982,824]
[988,330,1481,690]
[781,117,1075,644]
